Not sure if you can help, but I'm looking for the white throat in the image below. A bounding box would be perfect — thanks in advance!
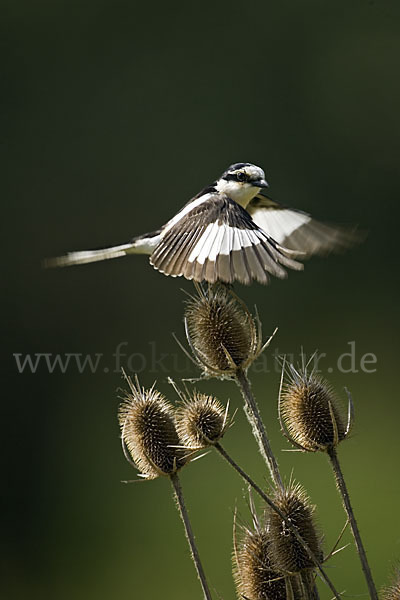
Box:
[215,179,260,208]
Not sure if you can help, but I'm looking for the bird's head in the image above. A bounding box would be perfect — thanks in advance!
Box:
[215,162,269,207]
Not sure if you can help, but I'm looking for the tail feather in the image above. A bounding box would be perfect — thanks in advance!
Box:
[43,232,162,268]
[43,243,135,268]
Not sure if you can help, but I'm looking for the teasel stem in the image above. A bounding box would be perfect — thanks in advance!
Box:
[327,447,378,600]
[215,441,341,600]
[170,472,213,600]
[235,368,284,490]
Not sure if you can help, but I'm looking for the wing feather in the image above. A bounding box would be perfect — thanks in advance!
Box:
[150,194,304,285]
[168,226,207,277]
[240,231,269,284]
[248,195,364,257]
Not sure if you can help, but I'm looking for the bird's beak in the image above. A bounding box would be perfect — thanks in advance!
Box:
[253,178,269,188]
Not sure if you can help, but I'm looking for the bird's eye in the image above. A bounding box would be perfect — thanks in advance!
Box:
[236,172,247,182]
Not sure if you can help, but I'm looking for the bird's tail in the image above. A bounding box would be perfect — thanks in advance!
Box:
[43,242,135,268]
[43,231,161,268]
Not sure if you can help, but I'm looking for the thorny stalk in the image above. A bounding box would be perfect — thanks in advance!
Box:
[327,447,378,600]
[235,368,284,490]
[170,472,213,600]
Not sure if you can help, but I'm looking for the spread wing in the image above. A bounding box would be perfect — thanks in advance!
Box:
[150,194,303,285]
[247,195,364,257]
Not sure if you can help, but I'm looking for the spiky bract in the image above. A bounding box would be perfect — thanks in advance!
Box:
[234,519,288,600]
[267,483,322,574]
[280,363,346,452]
[381,567,400,600]
[119,377,187,479]
[176,392,228,448]
[184,284,260,378]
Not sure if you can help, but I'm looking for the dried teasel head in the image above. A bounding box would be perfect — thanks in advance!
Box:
[267,482,322,574]
[233,509,290,600]
[183,283,275,379]
[175,387,229,449]
[381,566,400,600]
[279,357,353,452]
[118,373,188,479]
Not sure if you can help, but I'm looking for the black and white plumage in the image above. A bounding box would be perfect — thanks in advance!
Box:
[46,162,361,285]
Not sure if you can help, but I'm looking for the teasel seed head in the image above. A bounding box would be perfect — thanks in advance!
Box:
[279,358,353,452]
[381,566,400,600]
[118,373,187,479]
[233,511,289,600]
[267,482,322,574]
[183,283,274,379]
[175,389,229,448]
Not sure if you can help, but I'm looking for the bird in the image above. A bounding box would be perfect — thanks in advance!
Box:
[45,162,361,285]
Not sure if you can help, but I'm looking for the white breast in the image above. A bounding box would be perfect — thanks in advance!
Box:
[215,179,260,208]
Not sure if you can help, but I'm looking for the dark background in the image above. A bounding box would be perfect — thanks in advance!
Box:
[2,1,400,599]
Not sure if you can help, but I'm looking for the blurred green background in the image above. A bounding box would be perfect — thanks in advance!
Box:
[3,1,400,598]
